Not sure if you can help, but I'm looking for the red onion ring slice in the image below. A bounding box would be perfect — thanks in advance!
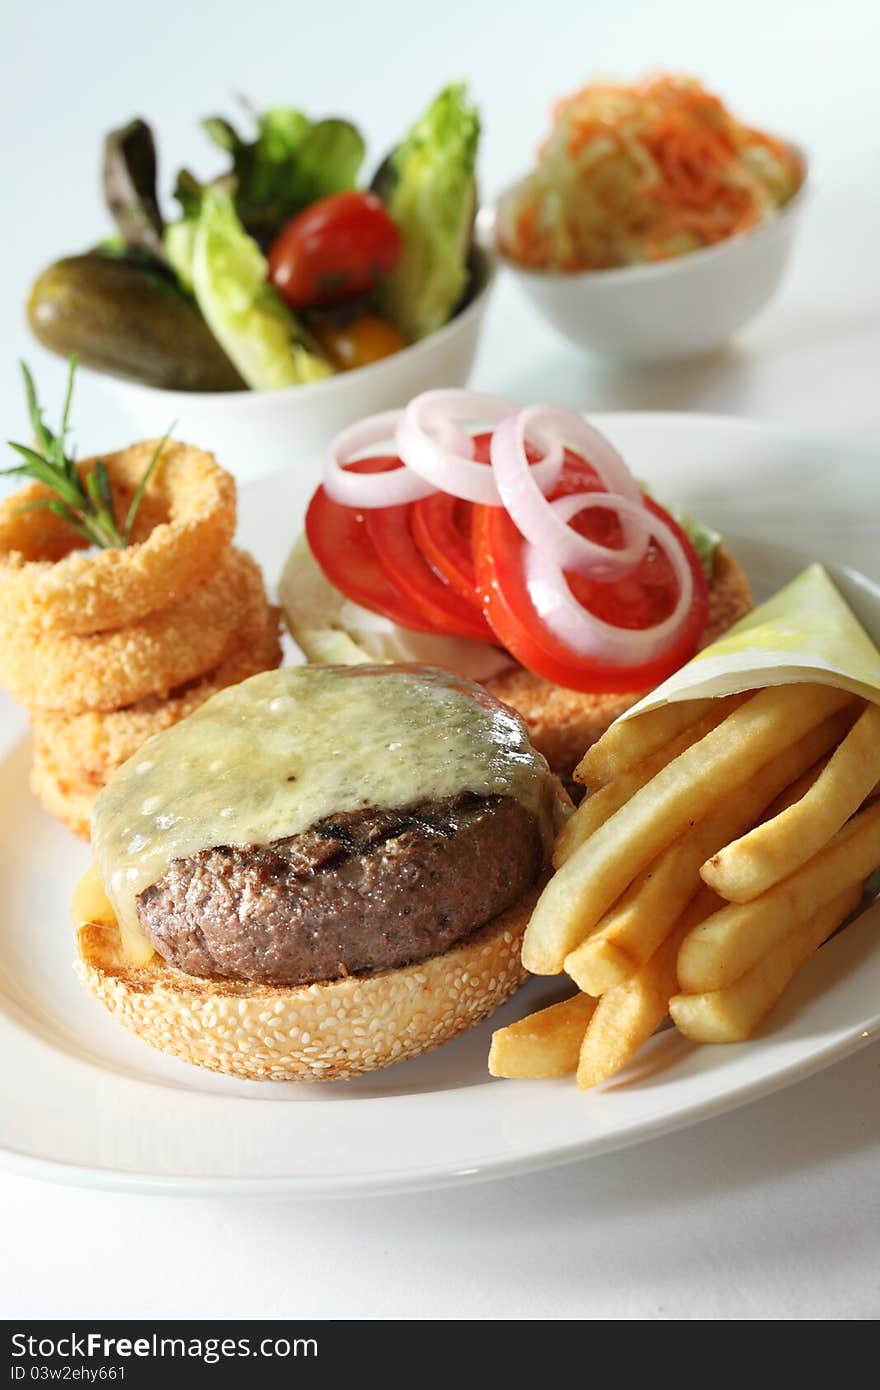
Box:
[524,494,694,665]
[396,390,562,505]
[538,407,644,505]
[323,410,436,509]
[490,409,651,578]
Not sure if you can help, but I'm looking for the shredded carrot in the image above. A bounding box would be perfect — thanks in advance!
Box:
[496,73,803,271]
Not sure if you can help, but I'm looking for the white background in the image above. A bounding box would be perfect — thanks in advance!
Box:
[2,0,879,1321]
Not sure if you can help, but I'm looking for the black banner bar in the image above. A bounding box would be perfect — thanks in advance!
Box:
[3,1324,331,1387]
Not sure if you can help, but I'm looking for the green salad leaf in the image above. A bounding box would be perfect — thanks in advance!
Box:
[674,509,723,579]
[203,107,365,245]
[163,217,198,294]
[102,119,165,260]
[188,185,332,390]
[639,480,722,580]
[162,171,204,293]
[373,83,479,341]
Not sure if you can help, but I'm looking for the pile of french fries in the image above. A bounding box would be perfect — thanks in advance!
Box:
[490,683,880,1089]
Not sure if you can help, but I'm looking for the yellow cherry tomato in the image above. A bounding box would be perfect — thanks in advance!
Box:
[312,313,407,371]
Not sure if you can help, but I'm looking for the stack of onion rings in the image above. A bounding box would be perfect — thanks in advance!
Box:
[0,440,237,634]
[0,548,267,712]
[0,439,281,838]
[34,604,282,789]
[29,748,98,842]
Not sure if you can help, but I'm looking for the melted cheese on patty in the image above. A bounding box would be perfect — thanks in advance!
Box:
[91,664,566,964]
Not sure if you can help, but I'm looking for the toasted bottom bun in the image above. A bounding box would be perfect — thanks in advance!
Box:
[485,546,753,777]
[75,889,539,1082]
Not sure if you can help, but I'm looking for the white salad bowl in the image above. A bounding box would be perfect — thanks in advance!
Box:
[93,246,496,486]
[483,151,810,364]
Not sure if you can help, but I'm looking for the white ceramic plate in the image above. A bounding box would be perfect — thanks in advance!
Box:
[1,414,878,1198]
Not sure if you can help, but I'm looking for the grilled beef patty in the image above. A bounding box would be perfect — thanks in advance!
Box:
[136,794,543,987]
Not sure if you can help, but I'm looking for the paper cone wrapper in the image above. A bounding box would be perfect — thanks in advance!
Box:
[620,563,880,722]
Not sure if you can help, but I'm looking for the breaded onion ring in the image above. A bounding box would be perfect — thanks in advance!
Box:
[30,747,94,841]
[0,547,265,714]
[0,439,236,635]
[33,605,283,789]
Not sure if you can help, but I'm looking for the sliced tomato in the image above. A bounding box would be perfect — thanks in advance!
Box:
[365,505,494,643]
[473,458,709,693]
[305,458,438,633]
[411,493,481,605]
[409,430,491,606]
[409,429,556,607]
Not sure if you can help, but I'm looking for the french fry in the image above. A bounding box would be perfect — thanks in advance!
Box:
[702,703,880,902]
[574,696,719,787]
[488,993,597,1079]
[762,756,829,819]
[678,798,880,992]
[577,888,720,1088]
[670,885,862,1043]
[760,759,880,820]
[563,707,856,995]
[522,683,854,975]
[554,695,749,868]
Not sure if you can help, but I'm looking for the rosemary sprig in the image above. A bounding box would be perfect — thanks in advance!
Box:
[2,356,172,550]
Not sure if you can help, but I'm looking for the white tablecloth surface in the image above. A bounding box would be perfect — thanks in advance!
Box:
[1,0,878,1321]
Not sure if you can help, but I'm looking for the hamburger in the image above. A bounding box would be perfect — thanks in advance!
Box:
[75,664,568,1080]
[279,392,753,779]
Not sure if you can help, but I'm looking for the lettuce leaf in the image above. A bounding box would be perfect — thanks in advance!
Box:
[189,186,333,389]
[373,84,479,340]
[671,509,723,579]
[102,119,165,259]
[203,107,364,245]
[639,480,722,579]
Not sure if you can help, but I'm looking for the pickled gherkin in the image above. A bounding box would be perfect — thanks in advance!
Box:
[28,254,245,392]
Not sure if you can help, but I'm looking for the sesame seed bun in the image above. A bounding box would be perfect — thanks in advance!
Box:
[75,888,539,1082]
[485,545,753,777]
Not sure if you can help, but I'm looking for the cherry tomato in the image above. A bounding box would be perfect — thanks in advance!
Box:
[268,192,402,309]
[364,505,494,643]
[472,457,709,693]
[305,458,437,633]
[311,313,407,370]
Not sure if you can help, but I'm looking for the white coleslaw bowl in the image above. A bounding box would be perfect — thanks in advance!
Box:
[483,150,810,364]
[91,246,496,486]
